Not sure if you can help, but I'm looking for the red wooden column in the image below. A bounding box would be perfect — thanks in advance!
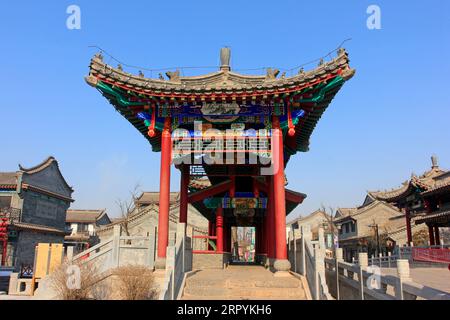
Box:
[272,116,291,272]
[266,176,275,260]
[179,165,189,224]
[216,207,224,252]
[223,223,228,252]
[156,118,172,266]
[428,225,435,246]
[434,227,441,246]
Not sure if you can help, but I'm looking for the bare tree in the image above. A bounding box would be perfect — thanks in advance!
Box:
[320,204,338,237]
[116,183,142,237]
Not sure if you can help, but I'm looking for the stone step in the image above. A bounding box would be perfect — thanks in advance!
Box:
[185,278,301,289]
[182,294,306,300]
[183,286,305,299]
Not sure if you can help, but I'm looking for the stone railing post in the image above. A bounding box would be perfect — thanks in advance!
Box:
[336,248,344,261]
[395,259,413,300]
[335,248,344,300]
[313,246,323,300]
[110,224,121,268]
[165,246,176,300]
[299,225,308,276]
[147,225,157,269]
[293,229,300,273]
[177,223,186,273]
[318,227,325,249]
[358,252,368,300]
[66,246,74,263]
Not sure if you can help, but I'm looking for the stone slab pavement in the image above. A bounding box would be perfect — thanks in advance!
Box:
[381,267,450,293]
[0,294,34,300]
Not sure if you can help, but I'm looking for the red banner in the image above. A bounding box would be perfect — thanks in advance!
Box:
[412,248,450,263]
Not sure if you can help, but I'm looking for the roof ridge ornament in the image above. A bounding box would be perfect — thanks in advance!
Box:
[165,70,180,82]
[431,154,439,169]
[220,47,231,71]
[265,68,280,80]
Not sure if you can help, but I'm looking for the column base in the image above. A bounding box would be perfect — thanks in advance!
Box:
[154,257,167,270]
[274,259,291,272]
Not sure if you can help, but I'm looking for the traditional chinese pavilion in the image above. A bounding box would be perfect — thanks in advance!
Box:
[85,48,355,272]
[368,156,450,246]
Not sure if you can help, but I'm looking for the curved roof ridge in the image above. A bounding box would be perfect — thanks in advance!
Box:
[368,180,411,201]
[87,48,353,91]
[336,200,401,221]
[19,156,74,193]
[19,156,56,173]
[356,200,401,216]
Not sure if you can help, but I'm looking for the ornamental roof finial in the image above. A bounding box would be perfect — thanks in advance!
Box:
[220,47,231,71]
[431,155,439,169]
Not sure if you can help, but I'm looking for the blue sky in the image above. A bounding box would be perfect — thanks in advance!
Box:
[1,1,449,220]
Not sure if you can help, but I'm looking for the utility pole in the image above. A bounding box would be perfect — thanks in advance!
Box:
[369,223,381,256]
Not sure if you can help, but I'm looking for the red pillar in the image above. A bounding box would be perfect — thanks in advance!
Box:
[223,217,228,253]
[428,225,435,246]
[157,118,172,260]
[266,176,275,259]
[272,116,290,270]
[434,227,441,246]
[216,207,224,253]
[179,166,189,224]
[405,209,412,245]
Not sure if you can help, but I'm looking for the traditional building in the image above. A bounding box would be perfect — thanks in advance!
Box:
[287,210,331,239]
[65,209,111,253]
[86,47,354,272]
[0,157,73,271]
[368,156,449,246]
[96,192,208,250]
[416,170,450,245]
[334,200,426,262]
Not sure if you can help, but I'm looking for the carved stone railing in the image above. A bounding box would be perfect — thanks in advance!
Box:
[324,250,450,300]
[288,226,332,300]
[352,245,450,267]
[159,223,193,300]
[71,225,157,274]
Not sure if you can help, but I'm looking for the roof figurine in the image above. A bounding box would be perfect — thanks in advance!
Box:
[220,47,231,71]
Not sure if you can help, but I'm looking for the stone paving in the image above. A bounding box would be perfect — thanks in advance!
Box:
[182,265,309,300]
[0,294,34,300]
[381,267,450,293]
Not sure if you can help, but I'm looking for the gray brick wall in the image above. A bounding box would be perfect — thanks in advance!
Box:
[21,190,69,231]
[14,231,64,272]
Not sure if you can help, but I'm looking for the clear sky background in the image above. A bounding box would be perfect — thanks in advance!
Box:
[1,1,449,220]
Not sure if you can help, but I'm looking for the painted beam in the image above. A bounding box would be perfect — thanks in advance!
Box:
[188,180,233,204]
